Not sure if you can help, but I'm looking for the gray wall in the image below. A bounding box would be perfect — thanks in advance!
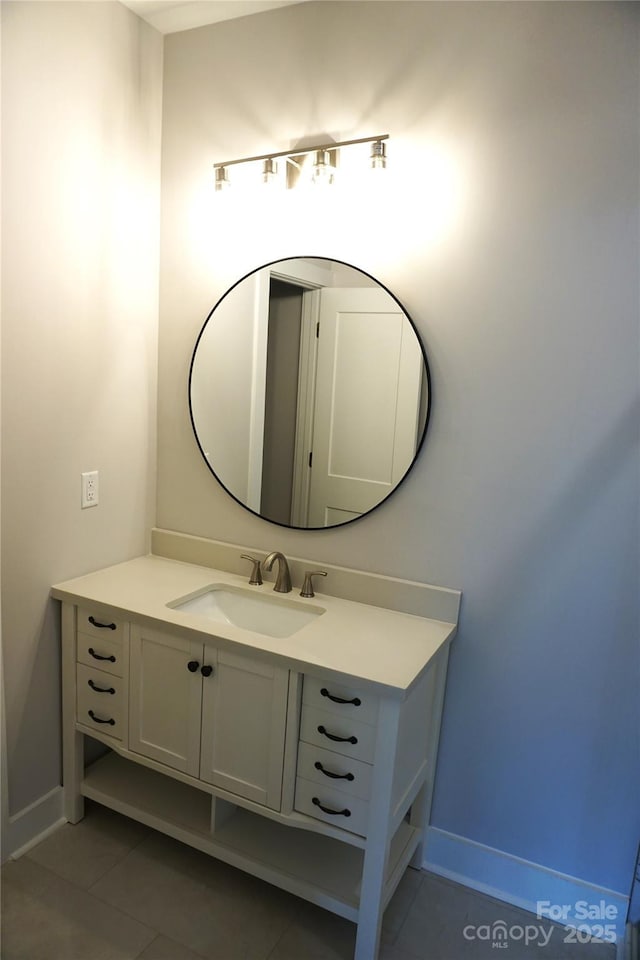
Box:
[158,1,639,895]
[1,1,162,816]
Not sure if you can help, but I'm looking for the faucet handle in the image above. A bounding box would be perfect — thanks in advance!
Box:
[300,570,327,598]
[241,554,263,586]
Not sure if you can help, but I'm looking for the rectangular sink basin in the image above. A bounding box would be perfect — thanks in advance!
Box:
[168,584,325,639]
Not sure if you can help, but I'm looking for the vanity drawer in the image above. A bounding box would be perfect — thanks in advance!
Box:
[77,633,124,677]
[303,675,378,727]
[299,705,376,764]
[294,776,369,837]
[76,664,123,739]
[77,606,127,643]
[297,741,373,801]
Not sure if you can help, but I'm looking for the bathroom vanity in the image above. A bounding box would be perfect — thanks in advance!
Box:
[53,532,460,960]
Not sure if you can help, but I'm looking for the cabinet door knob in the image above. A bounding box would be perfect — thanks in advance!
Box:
[200,664,214,677]
[187,660,200,673]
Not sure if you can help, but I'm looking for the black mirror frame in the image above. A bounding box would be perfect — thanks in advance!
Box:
[188,256,432,531]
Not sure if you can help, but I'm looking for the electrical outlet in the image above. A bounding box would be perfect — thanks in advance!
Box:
[81,470,99,509]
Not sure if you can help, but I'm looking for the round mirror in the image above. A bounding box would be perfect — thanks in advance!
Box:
[189,257,431,529]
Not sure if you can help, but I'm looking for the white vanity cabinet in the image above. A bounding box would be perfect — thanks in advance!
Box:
[128,623,288,809]
[54,552,460,960]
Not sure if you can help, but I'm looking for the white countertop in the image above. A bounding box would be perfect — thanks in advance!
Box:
[52,555,456,697]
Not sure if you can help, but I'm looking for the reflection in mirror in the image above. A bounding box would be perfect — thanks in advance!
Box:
[189,258,430,529]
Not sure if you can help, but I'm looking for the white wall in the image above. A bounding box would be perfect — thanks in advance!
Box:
[1,1,162,823]
[157,1,639,897]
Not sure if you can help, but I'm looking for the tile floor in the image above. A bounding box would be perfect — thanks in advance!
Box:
[1,802,617,960]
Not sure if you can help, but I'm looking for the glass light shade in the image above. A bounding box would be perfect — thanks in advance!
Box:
[262,157,278,185]
[215,166,231,191]
[370,140,387,170]
[312,149,335,185]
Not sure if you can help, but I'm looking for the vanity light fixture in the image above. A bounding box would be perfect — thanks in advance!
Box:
[213,134,389,191]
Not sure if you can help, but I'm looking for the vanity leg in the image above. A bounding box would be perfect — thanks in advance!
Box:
[355,699,401,960]
[63,732,84,823]
[410,645,450,868]
[61,602,84,823]
[355,834,391,960]
[408,783,428,869]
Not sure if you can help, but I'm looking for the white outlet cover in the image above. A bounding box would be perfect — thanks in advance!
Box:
[81,470,99,509]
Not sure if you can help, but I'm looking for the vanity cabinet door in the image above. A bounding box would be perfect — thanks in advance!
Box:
[199,650,289,810]
[129,625,204,777]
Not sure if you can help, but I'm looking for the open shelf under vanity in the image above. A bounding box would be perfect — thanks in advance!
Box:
[82,750,421,922]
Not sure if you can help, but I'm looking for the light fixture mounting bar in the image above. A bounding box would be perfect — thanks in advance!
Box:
[213,134,389,170]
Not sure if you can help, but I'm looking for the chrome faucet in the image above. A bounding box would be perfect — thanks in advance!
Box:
[264,551,292,593]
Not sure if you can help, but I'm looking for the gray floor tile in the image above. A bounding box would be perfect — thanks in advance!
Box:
[89,831,296,960]
[1,805,620,960]
[394,872,617,960]
[457,884,616,959]
[378,945,430,960]
[381,866,424,945]
[0,856,155,960]
[266,865,432,960]
[266,900,356,960]
[136,934,208,960]
[393,870,480,957]
[26,801,150,889]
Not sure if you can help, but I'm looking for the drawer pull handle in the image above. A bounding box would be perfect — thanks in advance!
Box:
[314,761,354,782]
[88,616,117,630]
[88,710,115,726]
[187,660,200,673]
[317,725,357,745]
[312,797,351,818]
[320,687,361,707]
[88,647,116,663]
[88,679,115,695]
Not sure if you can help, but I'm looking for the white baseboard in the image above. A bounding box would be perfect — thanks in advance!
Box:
[4,786,65,861]
[424,826,629,955]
